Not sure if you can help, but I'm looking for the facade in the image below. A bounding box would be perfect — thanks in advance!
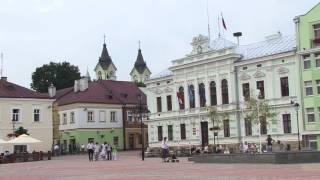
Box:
[94,42,117,80]
[295,2,320,150]
[130,48,151,84]
[0,77,54,152]
[145,33,302,150]
[55,78,147,151]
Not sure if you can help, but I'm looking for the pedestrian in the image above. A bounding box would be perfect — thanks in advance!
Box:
[112,145,117,160]
[266,135,274,152]
[106,143,112,160]
[87,141,94,162]
[54,144,60,156]
[160,137,168,162]
[100,142,107,160]
[243,141,248,153]
[94,142,100,161]
[81,144,85,154]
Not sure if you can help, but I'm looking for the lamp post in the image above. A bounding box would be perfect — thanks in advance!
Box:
[136,94,150,161]
[256,89,262,154]
[292,101,301,150]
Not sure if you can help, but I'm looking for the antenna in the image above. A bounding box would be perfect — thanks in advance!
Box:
[206,0,211,46]
[233,32,242,46]
[0,52,3,78]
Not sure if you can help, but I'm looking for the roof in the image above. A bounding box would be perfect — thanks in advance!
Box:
[0,79,50,99]
[150,69,173,80]
[132,49,150,74]
[210,37,237,51]
[96,43,117,70]
[237,34,296,60]
[56,80,146,106]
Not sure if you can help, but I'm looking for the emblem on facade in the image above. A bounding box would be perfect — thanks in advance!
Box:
[240,73,251,80]
[277,67,289,74]
[164,87,173,93]
[154,88,163,94]
[253,71,265,78]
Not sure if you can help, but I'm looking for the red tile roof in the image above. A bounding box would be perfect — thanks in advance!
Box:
[56,80,146,106]
[0,80,50,99]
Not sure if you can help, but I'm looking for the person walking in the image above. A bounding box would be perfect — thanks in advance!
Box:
[54,144,60,156]
[94,142,100,161]
[160,137,168,162]
[106,143,112,160]
[87,141,94,162]
[112,145,117,160]
[266,135,274,152]
[100,142,107,160]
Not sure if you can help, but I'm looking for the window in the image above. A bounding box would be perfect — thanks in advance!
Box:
[260,117,267,135]
[314,24,320,38]
[210,81,217,106]
[242,83,250,101]
[189,85,195,108]
[70,112,75,123]
[167,95,172,111]
[98,71,102,80]
[318,107,320,121]
[303,55,311,69]
[257,64,262,67]
[180,124,186,140]
[99,111,106,122]
[221,79,229,104]
[304,81,313,96]
[280,77,289,97]
[157,126,163,141]
[168,125,173,141]
[317,80,320,95]
[113,136,119,147]
[242,66,247,70]
[306,108,315,122]
[245,118,252,136]
[178,87,185,110]
[282,114,291,133]
[62,113,67,124]
[127,112,133,123]
[12,109,20,122]
[315,54,320,68]
[199,83,206,107]
[33,109,40,122]
[223,119,230,137]
[87,111,94,122]
[156,97,162,112]
[110,111,117,122]
[256,81,265,99]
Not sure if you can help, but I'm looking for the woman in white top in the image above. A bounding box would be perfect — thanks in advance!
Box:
[160,137,168,162]
[100,142,107,160]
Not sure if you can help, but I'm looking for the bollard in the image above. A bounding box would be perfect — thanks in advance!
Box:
[48,151,51,160]
[40,151,43,160]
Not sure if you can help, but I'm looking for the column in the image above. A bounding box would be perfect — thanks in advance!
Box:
[195,80,200,108]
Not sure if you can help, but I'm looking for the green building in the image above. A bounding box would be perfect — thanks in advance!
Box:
[295,2,320,150]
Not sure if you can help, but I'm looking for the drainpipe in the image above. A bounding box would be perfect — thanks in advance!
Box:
[234,64,242,144]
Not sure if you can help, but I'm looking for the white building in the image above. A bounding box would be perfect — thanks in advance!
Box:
[0,77,54,153]
[145,33,302,150]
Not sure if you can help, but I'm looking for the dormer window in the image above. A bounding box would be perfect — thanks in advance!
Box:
[98,71,102,80]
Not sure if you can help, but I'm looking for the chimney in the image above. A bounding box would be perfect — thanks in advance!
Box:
[1,76,7,81]
[74,80,80,92]
[48,84,56,97]
[79,77,89,91]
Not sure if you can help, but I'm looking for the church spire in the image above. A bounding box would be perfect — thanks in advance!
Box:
[130,41,151,83]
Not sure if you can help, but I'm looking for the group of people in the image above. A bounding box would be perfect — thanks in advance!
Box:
[240,135,287,153]
[87,141,117,162]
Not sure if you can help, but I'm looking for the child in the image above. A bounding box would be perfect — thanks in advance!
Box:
[112,145,117,160]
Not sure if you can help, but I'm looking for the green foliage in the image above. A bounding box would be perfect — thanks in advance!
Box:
[15,126,29,136]
[244,96,277,125]
[135,81,146,87]
[31,61,81,93]
[207,106,229,129]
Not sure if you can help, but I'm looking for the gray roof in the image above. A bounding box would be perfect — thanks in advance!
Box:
[150,69,173,80]
[210,37,237,51]
[96,43,117,70]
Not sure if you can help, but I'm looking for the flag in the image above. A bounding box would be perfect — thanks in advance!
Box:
[222,16,227,30]
[199,85,206,106]
[177,92,183,105]
[188,85,194,103]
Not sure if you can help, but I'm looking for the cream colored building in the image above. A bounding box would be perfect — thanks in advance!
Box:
[0,77,54,153]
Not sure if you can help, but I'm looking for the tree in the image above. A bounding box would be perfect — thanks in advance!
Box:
[7,126,29,138]
[207,106,229,146]
[135,81,146,87]
[31,62,81,93]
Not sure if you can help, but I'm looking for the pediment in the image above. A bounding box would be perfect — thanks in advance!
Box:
[164,87,173,93]
[154,88,163,94]
[240,73,251,80]
[253,71,265,78]
[277,67,289,74]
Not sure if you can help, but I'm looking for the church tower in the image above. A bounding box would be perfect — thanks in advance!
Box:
[94,41,117,80]
[130,47,151,83]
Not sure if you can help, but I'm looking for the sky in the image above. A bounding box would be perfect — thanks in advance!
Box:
[0,0,318,89]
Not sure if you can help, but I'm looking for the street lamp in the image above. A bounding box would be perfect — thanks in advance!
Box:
[135,94,150,161]
[256,89,262,154]
[291,101,301,150]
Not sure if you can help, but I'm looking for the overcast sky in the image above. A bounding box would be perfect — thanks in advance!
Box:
[0,0,318,88]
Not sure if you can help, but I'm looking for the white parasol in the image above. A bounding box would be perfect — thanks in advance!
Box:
[0,139,7,144]
[7,134,42,144]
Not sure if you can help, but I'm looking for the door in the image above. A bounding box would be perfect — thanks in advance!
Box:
[129,134,134,150]
[201,122,209,147]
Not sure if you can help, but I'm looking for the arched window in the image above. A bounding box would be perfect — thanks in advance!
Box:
[221,79,229,104]
[98,71,102,80]
[199,83,206,107]
[210,81,217,106]
[178,87,185,110]
[189,85,195,108]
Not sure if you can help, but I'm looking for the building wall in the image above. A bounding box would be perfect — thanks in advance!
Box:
[130,68,151,83]
[0,98,54,152]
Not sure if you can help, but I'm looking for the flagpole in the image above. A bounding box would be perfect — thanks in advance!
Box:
[218,14,221,38]
[221,12,226,48]
[206,0,211,46]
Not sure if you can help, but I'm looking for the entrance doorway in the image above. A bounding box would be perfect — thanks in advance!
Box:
[129,134,134,150]
[201,122,208,147]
